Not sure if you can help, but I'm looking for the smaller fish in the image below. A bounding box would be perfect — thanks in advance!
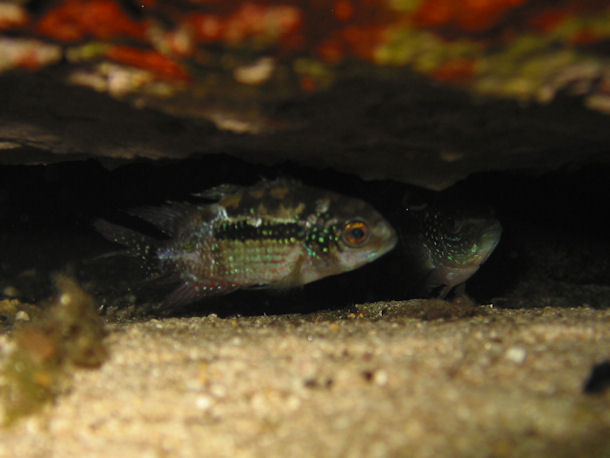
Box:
[95,179,397,306]
[400,196,502,298]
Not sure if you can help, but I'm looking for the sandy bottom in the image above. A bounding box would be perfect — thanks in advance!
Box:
[1,301,609,458]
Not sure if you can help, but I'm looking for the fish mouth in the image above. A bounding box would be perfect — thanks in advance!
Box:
[480,221,502,250]
[375,219,398,255]
[437,220,502,269]
[470,220,502,265]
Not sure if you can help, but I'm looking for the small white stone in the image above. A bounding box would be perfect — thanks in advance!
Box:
[234,57,275,85]
[195,395,213,410]
[373,370,389,387]
[505,346,527,364]
[210,384,227,398]
[15,310,30,321]
[285,395,301,411]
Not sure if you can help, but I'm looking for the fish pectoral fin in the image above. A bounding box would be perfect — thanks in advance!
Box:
[420,269,448,298]
[271,255,305,290]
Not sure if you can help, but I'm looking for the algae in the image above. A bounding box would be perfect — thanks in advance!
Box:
[1,276,108,425]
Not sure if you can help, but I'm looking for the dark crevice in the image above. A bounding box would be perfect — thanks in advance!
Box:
[0,155,608,318]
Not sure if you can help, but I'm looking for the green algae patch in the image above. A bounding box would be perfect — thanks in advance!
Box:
[1,276,108,425]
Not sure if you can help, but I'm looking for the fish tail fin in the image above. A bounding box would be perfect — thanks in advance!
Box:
[94,219,160,276]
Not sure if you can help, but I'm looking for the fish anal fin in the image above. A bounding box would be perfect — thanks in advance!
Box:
[162,278,240,306]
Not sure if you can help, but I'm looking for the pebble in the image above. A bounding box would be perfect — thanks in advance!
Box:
[373,369,389,387]
[15,310,30,321]
[505,346,527,364]
[195,395,213,410]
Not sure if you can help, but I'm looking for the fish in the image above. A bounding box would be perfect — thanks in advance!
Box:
[95,179,397,306]
[400,196,502,298]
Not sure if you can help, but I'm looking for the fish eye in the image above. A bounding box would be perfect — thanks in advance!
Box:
[343,220,369,246]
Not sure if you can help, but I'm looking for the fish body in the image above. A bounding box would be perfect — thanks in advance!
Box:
[96,180,397,305]
[400,198,502,298]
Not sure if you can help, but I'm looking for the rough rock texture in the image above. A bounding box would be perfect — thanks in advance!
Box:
[1,304,609,457]
[2,1,610,189]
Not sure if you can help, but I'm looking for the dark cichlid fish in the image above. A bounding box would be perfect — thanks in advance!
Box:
[400,196,502,298]
[95,180,397,305]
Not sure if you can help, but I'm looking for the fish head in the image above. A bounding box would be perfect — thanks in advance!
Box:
[324,196,398,273]
[416,213,501,296]
[400,195,503,296]
[423,210,502,274]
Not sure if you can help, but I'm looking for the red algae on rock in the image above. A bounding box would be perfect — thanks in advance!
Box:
[1,0,610,122]
[104,46,191,81]
[413,0,527,32]
[36,0,147,42]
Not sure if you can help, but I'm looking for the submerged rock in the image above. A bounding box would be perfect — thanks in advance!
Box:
[1,1,610,189]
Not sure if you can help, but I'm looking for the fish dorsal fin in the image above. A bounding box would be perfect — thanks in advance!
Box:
[128,202,194,236]
[94,219,158,250]
[256,177,301,190]
[194,178,303,200]
[193,184,245,201]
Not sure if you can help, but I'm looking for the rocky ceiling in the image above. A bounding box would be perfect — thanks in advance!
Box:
[1,0,610,190]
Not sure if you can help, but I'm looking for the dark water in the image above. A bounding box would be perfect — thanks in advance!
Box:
[0,155,608,317]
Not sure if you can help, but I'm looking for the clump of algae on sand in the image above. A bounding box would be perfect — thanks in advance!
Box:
[0,276,108,425]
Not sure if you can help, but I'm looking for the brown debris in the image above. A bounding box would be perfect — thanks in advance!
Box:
[0,276,108,425]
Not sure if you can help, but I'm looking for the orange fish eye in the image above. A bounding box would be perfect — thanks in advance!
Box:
[343,220,369,246]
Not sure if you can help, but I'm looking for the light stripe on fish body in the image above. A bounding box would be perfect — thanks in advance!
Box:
[95,180,397,305]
